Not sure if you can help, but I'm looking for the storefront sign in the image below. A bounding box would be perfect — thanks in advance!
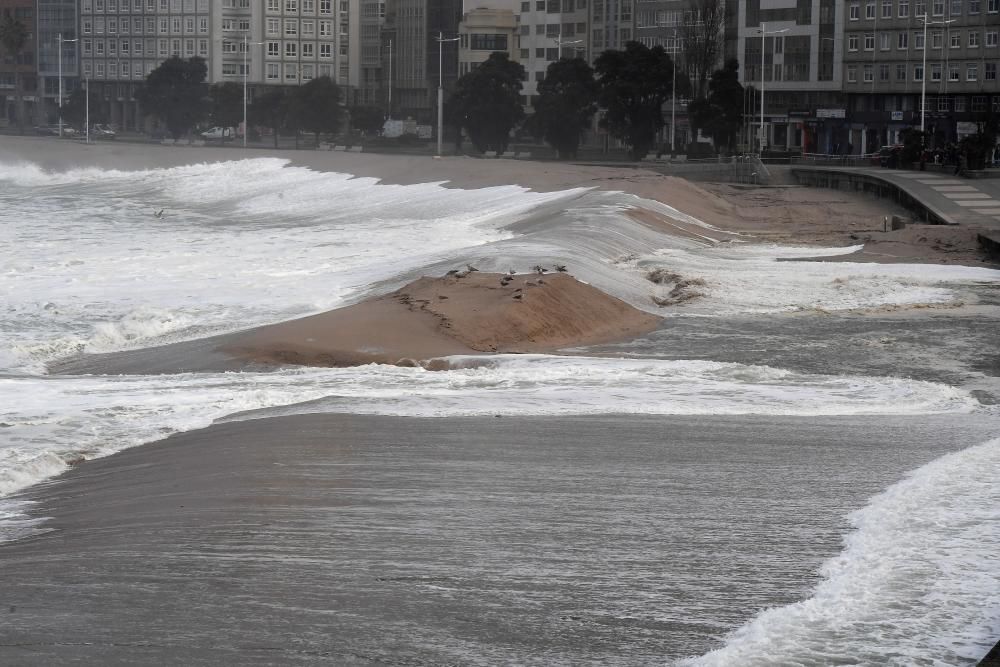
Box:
[816,108,846,119]
[957,121,980,136]
[891,111,904,121]
[788,109,811,118]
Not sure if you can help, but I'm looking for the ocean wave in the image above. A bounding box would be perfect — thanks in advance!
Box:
[683,436,1000,666]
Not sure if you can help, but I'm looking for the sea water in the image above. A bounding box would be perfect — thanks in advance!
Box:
[1,156,998,663]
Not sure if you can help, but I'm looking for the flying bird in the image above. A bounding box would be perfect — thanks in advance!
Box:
[153,209,164,218]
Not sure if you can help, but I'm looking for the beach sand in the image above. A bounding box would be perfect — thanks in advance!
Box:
[3,136,999,664]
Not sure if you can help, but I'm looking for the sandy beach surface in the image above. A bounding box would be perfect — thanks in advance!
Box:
[2,135,999,665]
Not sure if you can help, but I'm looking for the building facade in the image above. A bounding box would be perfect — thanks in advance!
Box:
[1,1,38,126]
[458,5,519,77]
[516,0,589,108]
[842,0,1000,153]
[37,0,78,123]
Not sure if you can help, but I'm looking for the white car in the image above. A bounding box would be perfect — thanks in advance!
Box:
[200,126,235,141]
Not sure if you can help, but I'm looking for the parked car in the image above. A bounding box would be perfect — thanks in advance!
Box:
[90,124,116,139]
[872,145,903,167]
[34,125,77,137]
[200,126,235,142]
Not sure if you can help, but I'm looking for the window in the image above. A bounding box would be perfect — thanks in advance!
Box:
[285,42,297,56]
[932,31,943,48]
[931,62,942,80]
[972,95,986,111]
[521,0,530,8]
[880,32,890,49]
[850,2,860,18]
[932,0,944,13]
[520,25,530,35]
[267,63,279,80]
[849,35,859,50]
[520,48,529,58]
[949,63,960,80]
[990,0,999,11]
[968,31,979,47]
[865,33,875,50]
[535,47,544,57]
[302,43,314,58]
[864,64,874,81]
[950,0,961,12]
[954,96,966,110]
[967,63,978,80]
[319,43,331,58]
[286,0,299,9]
[938,96,949,111]
[915,31,924,49]
[914,63,924,80]
[899,0,910,13]
[471,34,508,50]
[536,25,545,34]
[267,41,279,56]
[898,32,908,48]
[896,63,907,79]
[883,0,893,14]
[285,20,298,36]
[866,2,876,16]
[988,30,998,46]
[951,31,961,47]
[970,0,980,10]
[879,63,890,80]
[986,62,997,79]
[847,64,858,81]
[546,47,559,59]
[320,0,332,12]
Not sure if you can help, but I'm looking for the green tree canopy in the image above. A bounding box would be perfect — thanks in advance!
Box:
[687,59,744,154]
[135,56,209,139]
[533,57,599,160]
[248,87,289,147]
[209,81,244,129]
[290,76,345,141]
[449,52,526,153]
[594,42,679,161]
[349,105,384,135]
[0,14,29,133]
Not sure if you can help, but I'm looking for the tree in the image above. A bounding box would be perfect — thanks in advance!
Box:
[680,0,726,99]
[594,42,678,161]
[209,81,243,129]
[686,59,744,154]
[248,87,289,148]
[290,76,344,142]
[135,56,209,140]
[349,105,384,135]
[533,57,599,160]
[0,14,29,134]
[60,87,108,130]
[449,52,526,153]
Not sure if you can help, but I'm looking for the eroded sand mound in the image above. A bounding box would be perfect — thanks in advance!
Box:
[223,272,661,368]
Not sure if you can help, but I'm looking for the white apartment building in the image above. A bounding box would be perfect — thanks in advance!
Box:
[516,0,590,107]
[77,0,358,130]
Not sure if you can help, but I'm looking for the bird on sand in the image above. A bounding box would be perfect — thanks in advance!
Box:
[446,269,460,276]
[555,264,567,272]
[466,264,480,272]
[500,276,512,286]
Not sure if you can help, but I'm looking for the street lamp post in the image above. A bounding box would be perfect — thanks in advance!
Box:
[57,33,78,138]
[920,17,955,135]
[554,35,582,58]
[219,33,263,148]
[435,31,460,157]
[670,28,677,155]
[757,22,788,154]
[85,76,89,143]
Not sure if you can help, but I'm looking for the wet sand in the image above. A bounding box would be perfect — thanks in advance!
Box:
[4,412,997,665]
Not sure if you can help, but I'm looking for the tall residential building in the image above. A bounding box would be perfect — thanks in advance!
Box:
[76,0,357,131]
[1,1,38,126]
[733,0,846,153]
[514,0,589,107]
[357,0,385,106]
[381,0,461,121]
[37,0,78,122]
[842,0,1000,153]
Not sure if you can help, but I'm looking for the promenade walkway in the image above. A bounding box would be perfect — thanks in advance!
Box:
[789,165,1000,233]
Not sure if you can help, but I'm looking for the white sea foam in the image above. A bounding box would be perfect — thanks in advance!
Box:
[0,356,981,502]
[684,436,1000,667]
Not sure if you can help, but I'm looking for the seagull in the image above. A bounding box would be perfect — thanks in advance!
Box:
[466,264,479,272]
[507,269,516,276]
[153,209,164,218]
[512,293,522,300]
[555,264,567,272]
[446,269,460,276]
[532,265,547,274]
[500,276,512,286]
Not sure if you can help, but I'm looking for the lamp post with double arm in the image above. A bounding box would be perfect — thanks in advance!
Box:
[435,32,461,157]
[57,33,78,138]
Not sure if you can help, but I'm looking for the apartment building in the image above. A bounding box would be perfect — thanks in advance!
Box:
[458,4,519,77]
[381,0,461,121]
[516,0,589,108]
[357,0,384,106]
[842,0,1000,152]
[1,1,38,126]
[76,0,357,130]
[36,0,78,123]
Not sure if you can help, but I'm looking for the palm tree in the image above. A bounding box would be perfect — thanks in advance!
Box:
[0,14,29,134]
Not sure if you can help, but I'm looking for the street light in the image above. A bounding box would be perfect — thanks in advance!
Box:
[670,28,678,154]
[920,17,955,135]
[57,32,78,138]
[220,33,265,148]
[435,31,460,158]
[757,22,788,154]
[554,35,582,58]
